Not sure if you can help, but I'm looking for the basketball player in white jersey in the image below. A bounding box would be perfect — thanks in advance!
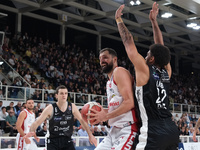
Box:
[16,99,39,150]
[88,48,139,150]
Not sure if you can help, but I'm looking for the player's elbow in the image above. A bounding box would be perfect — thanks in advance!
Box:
[16,125,20,131]
[129,101,135,110]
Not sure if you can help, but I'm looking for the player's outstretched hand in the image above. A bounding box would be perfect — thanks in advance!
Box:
[149,2,159,22]
[24,137,31,144]
[87,105,106,125]
[115,4,125,19]
[193,132,197,142]
[34,133,40,142]
[23,132,40,143]
[89,134,97,147]
[23,132,35,139]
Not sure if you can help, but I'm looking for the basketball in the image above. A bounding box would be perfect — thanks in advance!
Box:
[81,102,101,125]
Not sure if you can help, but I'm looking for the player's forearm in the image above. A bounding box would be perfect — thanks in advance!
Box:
[151,20,164,45]
[79,119,93,136]
[30,122,39,132]
[117,18,138,62]
[17,128,25,137]
[195,118,200,132]
[117,18,134,46]
[106,99,134,120]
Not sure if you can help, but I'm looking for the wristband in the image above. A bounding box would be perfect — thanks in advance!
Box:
[116,17,123,24]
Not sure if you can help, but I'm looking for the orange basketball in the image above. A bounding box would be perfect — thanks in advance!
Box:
[81,102,101,125]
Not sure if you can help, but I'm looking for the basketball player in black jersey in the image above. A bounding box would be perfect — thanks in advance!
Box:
[115,2,179,150]
[24,85,97,150]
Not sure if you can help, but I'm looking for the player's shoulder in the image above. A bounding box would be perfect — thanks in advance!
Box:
[46,103,53,109]
[114,67,132,77]
[114,66,129,73]
[21,109,27,114]
[19,110,27,118]
[44,104,54,112]
[71,103,77,110]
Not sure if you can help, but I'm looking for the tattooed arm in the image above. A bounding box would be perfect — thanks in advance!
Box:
[115,5,149,86]
[193,118,200,142]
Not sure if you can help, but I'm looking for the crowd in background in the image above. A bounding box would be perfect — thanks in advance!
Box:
[1,27,200,105]
[0,26,200,148]
[1,28,134,104]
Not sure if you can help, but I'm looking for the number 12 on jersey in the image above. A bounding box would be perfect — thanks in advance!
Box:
[156,87,167,109]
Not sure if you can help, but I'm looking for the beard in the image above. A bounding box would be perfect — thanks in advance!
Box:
[101,62,113,74]
[27,107,34,111]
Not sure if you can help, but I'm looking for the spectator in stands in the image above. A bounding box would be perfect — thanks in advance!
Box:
[36,124,47,136]
[30,54,37,66]
[36,103,42,112]
[189,127,194,136]
[0,90,4,100]
[24,70,31,83]
[34,106,39,118]
[14,102,21,116]
[93,126,101,136]
[7,70,19,81]
[38,78,45,89]
[73,125,78,136]
[45,67,52,80]
[38,60,46,76]
[47,84,54,94]
[49,63,55,71]
[47,94,54,102]
[8,55,16,67]
[9,79,20,98]
[185,127,189,135]
[32,90,42,100]
[22,103,26,109]
[0,107,8,130]
[100,126,107,136]
[44,93,48,101]
[6,102,14,112]
[95,97,101,104]
[5,110,17,136]
[17,106,24,118]
[16,77,22,87]
[1,79,7,96]
[23,32,29,44]
[24,46,31,63]
[180,127,186,136]
[174,114,180,122]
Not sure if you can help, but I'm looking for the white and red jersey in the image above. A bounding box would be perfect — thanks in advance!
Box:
[21,109,35,135]
[17,109,37,150]
[106,71,138,128]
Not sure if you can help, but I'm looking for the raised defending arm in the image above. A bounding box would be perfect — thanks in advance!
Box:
[149,2,164,45]
[115,4,149,86]
[150,2,172,77]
